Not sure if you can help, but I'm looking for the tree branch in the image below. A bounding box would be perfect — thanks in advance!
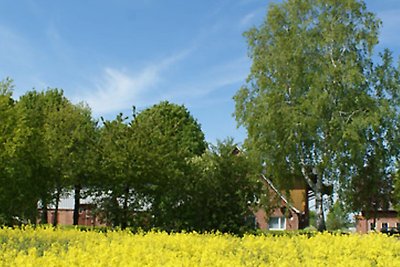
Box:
[300,159,316,192]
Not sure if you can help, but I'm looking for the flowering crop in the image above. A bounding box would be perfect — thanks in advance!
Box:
[0,226,399,266]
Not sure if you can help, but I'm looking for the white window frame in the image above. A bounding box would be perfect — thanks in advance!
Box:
[268,216,286,230]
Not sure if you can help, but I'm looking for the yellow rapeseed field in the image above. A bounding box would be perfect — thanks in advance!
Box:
[0,226,399,266]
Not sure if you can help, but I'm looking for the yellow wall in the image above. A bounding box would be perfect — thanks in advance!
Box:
[288,189,307,212]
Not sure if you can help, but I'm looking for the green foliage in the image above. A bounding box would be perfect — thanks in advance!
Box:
[183,139,262,233]
[308,210,317,229]
[7,89,99,225]
[94,113,145,228]
[234,0,400,231]
[343,49,400,218]
[17,90,78,225]
[326,201,352,231]
[94,102,207,230]
[131,101,206,230]
[1,78,263,233]
[17,89,68,214]
[0,79,35,224]
[94,102,260,233]
[4,87,263,233]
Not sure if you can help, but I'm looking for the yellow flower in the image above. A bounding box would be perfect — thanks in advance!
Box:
[0,227,400,266]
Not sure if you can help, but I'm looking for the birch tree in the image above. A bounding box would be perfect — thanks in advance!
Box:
[234,0,400,231]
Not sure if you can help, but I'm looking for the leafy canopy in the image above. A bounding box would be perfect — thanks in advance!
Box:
[234,0,400,230]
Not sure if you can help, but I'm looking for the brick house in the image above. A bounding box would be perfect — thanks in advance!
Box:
[355,210,400,233]
[253,175,309,230]
[38,204,104,226]
[232,147,310,231]
[38,198,105,226]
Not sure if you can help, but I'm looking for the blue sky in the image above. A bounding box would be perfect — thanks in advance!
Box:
[1,0,399,145]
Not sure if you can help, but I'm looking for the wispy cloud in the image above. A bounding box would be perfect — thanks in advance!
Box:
[239,8,265,28]
[161,57,250,105]
[85,67,160,115]
[240,11,257,27]
[79,50,191,116]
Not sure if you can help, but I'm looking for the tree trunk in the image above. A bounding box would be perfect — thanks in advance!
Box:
[53,187,61,227]
[41,198,48,224]
[73,184,81,225]
[372,202,377,231]
[111,195,120,227]
[121,185,129,230]
[301,164,326,231]
[315,177,326,231]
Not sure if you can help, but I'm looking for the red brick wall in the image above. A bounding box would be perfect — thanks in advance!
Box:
[38,209,105,226]
[254,207,299,230]
[356,211,400,234]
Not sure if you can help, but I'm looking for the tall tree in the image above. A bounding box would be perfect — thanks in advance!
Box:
[0,79,34,224]
[17,90,55,224]
[95,113,145,229]
[17,89,77,225]
[344,50,400,220]
[132,101,206,230]
[68,104,99,226]
[234,0,400,231]
[44,101,98,226]
[37,89,77,226]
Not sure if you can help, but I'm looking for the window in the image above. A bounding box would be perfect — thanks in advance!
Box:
[382,222,388,229]
[268,217,286,230]
[370,222,376,231]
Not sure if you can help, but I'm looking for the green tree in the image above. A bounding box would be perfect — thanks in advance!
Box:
[0,79,34,224]
[394,172,400,215]
[185,139,262,233]
[33,89,87,226]
[95,112,146,229]
[326,201,351,231]
[68,104,99,226]
[132,101,206,230]
[45,102,99,226]
[308,210,317,229]
[234,0,400,231]
[17,89,88,225]
[344,50,400,221]
[17,90,58,224]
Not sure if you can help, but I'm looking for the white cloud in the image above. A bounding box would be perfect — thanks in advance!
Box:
[86,67,159,115]
[238,8,265,29]
[80,50,191,116]
[240,12,257,26]
[161,57,250,103]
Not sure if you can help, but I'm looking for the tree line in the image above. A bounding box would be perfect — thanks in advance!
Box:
[0,81,263,233]
[2,0,400,233]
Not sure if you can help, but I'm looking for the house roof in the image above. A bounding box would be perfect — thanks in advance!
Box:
[261,174,301,214]
[45,195,95,210]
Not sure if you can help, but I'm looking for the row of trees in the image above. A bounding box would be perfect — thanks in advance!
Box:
[0,82,98,226]
[235,0,400,231]
[0,81,263,232]
[3,0,400,233]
